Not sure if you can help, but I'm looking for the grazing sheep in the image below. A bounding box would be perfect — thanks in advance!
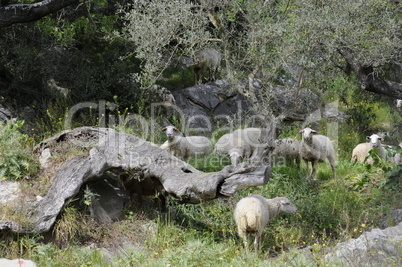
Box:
[226,141,252,166]
[214,129,260,166]
[162,126,213,160]
[397,99,402,108]
[0,258,37,267]
[194,48,221,84]
[299,127,336,178]
[273,138,301,168]
[351,134,387,164]
[234,195,297,253]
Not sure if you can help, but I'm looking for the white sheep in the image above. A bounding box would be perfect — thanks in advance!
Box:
[351,134,387,164]
[273,138,301,168]
[162,126,212,160]
[234,195,297,253]
[214,129,259,166]
[299,127,336,178]
[232,128,262,150]
[0,258,37,267]
[226,141,252,166]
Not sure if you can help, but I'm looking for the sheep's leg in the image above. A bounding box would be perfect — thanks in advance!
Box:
[254,233,261,253]
[328,156,336,178]
[304,160,309,173]
[296,157,301,169]
[311,160,318,179]
[238,229,249,253]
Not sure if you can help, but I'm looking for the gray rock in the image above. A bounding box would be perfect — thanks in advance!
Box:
[0,104,14,121]
[325,222,402,266]
[381,209,402,228]
[172,80,321,129]
[0,181,21,204]
[39,148,52,169]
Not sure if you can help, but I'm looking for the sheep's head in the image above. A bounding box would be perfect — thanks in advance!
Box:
[274,197,297,214]
[162,126,180,140]
[298,127,317,142]
[227,148,243,166]
[367,134,383,147]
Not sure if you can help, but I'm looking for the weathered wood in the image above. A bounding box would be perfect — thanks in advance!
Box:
[0,0,79,28]
[27,126,274,233]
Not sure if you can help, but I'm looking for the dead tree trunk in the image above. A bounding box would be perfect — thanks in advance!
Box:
[8,125,275,233]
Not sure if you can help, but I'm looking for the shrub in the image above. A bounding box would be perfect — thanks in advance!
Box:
[0,120,38,180]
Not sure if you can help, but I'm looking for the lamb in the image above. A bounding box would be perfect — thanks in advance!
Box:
[0,258,37,267]
[234,195,297,253]
[194,48,221,84]
[351,134,387,164]
[162,126,213,160]
[273,138,301,168]
[299,127,336,178]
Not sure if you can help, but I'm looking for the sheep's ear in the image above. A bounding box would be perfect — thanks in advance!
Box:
[297,129,304,134]
[173,127,180,132]
[366,136,370,140]
[162,128,167,132]
[226,154,230,157]
[311,130,318,134]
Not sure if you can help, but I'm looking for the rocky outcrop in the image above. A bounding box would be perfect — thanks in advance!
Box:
[325,222,402,266]
[172,80,322,129]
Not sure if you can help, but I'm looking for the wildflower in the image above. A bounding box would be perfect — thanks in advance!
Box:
[361,224,366,227]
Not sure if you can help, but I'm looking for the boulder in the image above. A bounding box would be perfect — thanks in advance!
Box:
[172,79,322,129]
[325,222,402,266]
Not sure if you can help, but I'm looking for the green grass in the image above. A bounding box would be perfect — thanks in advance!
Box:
[2,155,401,266]
[2,106,402,266]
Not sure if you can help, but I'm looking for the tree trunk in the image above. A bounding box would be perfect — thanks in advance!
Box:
[3,126,275,234]
[0,0,78,28]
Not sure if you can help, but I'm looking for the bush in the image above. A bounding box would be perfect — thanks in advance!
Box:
[0,120,38,180]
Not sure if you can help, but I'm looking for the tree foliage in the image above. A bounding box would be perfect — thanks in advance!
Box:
[119,0,402,97]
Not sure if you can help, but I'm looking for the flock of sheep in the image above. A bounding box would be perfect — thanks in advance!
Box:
[160,124,402,252]
[4,125,399,264]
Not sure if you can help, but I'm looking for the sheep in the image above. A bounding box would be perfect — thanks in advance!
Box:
[273,138,301,168]
[234,195,297,253]
[299,127,336,178]
[0,258,37,267]
[194,48,221,84]
[226,141,252,166]
[351,134,387,164]
[162,126,213,160]
[214,129,259,166]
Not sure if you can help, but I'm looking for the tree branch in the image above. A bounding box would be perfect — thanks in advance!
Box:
[338,46,402,99]
[0,0,79,28]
